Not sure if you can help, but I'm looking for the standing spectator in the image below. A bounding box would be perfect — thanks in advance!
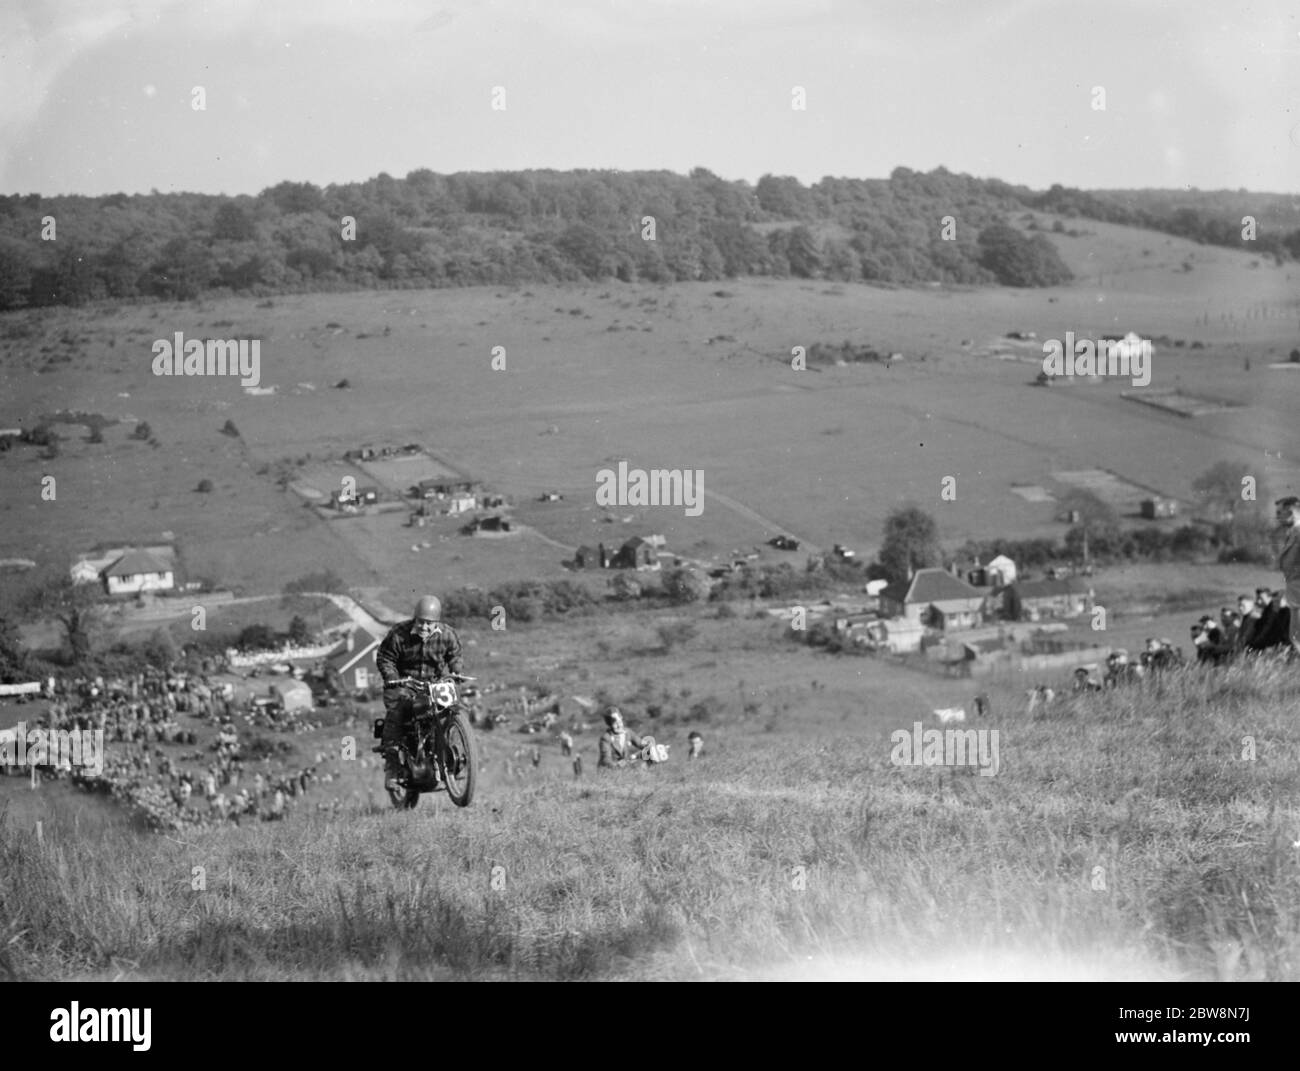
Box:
[1275,497,1300,654]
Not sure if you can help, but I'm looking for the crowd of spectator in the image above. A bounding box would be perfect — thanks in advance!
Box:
[1054,587,1295,695]
[2,670,347,832]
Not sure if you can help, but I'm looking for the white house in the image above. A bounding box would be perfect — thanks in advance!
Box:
[103,549,174,595]
[445,492,477,515]
[327,628,381,692]
[986,555,1017,587]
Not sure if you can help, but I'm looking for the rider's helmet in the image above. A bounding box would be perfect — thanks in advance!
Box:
[413,596,441,637]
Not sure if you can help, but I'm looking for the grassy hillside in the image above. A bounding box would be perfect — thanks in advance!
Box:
[4,650,1297,981]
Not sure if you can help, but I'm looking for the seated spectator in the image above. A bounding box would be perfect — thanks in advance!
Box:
[597,708,649,768]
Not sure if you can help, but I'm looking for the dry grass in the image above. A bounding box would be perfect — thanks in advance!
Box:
[4,656,1297,981]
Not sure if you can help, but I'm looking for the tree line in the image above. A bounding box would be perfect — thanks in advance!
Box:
[5,165,1279,311]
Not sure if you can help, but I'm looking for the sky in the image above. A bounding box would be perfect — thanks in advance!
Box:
[1,0,1298,197]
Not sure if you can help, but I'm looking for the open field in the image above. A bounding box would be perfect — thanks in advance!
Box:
[2,214,1299,609]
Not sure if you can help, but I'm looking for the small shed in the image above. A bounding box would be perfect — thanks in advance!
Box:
[615,537,659,570]
[271,679,314,713]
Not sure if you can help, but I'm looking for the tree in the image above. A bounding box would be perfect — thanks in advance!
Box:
[0,236,34,310]
[878,506,941,586]
[144,237,215,300]
[213,202,258,241]
[0,616,29,682]
[287,615,310,645]
[785,225,823,278]
[1191,460,1256,521]
[140,628,177,669]
[21,575,105,666]
[195,479,213,493]
[977,222,1072,287]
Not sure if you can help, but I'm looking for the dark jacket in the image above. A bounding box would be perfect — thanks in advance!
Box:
[598,727,646,767]
[376,620,464,685]
[1277,528,1300,583]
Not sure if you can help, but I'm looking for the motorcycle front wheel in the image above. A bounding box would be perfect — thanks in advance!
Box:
[440,712,479,807]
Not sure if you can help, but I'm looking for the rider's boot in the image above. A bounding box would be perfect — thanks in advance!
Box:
[383,750,404,793]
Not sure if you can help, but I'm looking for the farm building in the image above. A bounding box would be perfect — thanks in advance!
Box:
[445,492,477,514]
[879,568,985,631]
[614,537,660,570]
[574,545,608,569]
[326,628,381,692]
[416,476,478,499]
[1006,577,1091,620]
[270,679,314,713]
[70,559,102,585]
[986,554,1017,587]
[1140,497,1178,519]
[103,549,175,595]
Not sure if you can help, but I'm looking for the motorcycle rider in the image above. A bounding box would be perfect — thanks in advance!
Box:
[376,595,464,793]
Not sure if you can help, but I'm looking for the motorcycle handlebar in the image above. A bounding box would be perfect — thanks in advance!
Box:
[387,674,477,687]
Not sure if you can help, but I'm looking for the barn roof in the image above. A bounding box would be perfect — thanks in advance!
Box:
[104,549,170,577]
[882,568,985,606]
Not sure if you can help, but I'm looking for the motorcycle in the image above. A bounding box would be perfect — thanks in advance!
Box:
[372,675,480,810]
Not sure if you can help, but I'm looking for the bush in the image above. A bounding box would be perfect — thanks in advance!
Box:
[236,624,276,652]
[195,478,214,493]
[662,567,710,605]
[608,573,642,601]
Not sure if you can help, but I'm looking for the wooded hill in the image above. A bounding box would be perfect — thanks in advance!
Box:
[1,166,1297,310]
